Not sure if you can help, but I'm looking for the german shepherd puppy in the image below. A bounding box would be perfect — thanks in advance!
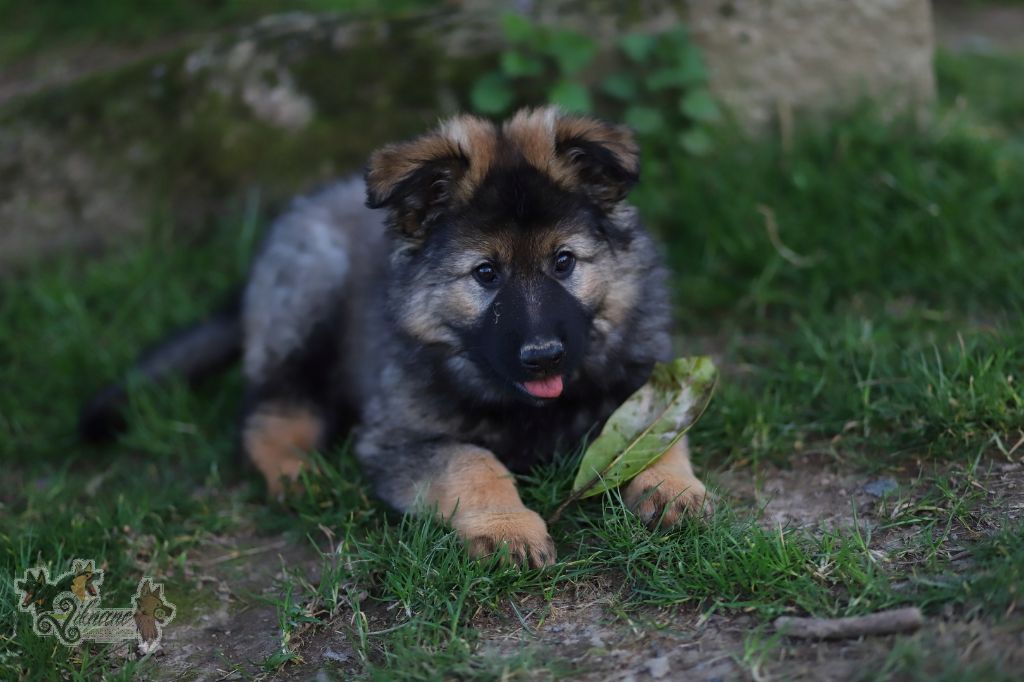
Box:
[81,107,709,567]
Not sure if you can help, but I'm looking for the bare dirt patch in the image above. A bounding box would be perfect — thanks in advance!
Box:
[474,590,749,681]
[148,523,321,681]
[716,454,881,531]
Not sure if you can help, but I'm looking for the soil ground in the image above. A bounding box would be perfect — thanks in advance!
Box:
[138,458,1024,680]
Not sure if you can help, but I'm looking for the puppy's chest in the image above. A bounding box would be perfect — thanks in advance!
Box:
[460,393,626,474]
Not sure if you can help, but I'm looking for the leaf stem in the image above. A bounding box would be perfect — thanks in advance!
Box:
[546,477,600,525]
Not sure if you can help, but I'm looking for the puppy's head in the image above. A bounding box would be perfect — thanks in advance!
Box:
[366,107,643,405]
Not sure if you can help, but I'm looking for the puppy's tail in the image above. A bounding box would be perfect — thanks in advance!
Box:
[78,295,244,442]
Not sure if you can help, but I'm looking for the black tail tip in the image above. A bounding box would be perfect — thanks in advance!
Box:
[77,386,129,443]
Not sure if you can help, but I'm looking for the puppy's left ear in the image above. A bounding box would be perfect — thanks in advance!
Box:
[555,115,640,207]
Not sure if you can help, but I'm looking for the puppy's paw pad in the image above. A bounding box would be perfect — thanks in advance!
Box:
[624,472,712,528]
[459,509,556,568]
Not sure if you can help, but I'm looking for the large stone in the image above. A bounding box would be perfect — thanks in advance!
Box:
[686,0,936,132]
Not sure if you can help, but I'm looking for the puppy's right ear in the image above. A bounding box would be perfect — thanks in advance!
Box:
[365,138,467,237]
[366,115,495,239]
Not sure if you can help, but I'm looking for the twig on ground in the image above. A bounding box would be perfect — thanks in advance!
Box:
[774,607,923,639]
[757,205,824,268]
[1004,430,1024,458]
[198,540,290,566]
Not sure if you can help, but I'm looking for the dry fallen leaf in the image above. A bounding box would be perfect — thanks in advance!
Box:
[549,356,717,523]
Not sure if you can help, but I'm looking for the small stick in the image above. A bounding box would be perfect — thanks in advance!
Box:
[774,607,923,639]
[198,540,290,567]
[757,204,824,268]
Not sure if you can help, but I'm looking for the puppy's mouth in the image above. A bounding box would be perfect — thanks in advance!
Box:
[516,375,564,400]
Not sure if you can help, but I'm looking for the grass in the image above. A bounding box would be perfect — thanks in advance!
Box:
[1,42,1023,680]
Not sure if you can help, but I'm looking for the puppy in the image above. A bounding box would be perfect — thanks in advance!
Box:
[82,107,710,567]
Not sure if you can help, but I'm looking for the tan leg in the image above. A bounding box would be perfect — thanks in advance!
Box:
[623,438,711,527]
[421,446,556,568]
[242,404,324,500]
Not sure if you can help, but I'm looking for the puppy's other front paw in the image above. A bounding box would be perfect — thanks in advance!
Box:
[455,509,556,568]
[624,469,712,528]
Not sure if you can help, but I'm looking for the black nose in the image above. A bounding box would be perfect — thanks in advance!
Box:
[520,340,564,373]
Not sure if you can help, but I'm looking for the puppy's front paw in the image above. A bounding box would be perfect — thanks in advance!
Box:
[455,509,556,568]
[243,405,322,502]
[624,469,712,528]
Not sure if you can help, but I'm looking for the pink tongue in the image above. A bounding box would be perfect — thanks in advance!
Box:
[522,375,564,399]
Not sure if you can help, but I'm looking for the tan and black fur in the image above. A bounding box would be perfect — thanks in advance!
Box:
[81,107,709,567]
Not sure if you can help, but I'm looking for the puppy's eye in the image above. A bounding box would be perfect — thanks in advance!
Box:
[553,251,576,278]
[473,262,500,288]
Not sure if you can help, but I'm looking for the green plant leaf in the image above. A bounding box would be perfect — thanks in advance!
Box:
[571,357,717,498]
[548,30,596,75]
[646,67,687,91]
[663,26,691,46]
[548,80,592,113]
[678,47,707,84]
[501,50,544,77]
[624,106,665,134]
[680,88,721,123]
[655,26,691,61]
[471,73,515,114]
[601,73,638,100]
[679,128,714,155]
[619,33,657,63]
[501,12,535,44]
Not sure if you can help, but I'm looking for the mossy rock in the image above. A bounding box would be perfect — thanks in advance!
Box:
[0,11,495,267]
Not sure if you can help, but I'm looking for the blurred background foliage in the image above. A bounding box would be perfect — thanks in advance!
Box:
[471,14,719,154]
